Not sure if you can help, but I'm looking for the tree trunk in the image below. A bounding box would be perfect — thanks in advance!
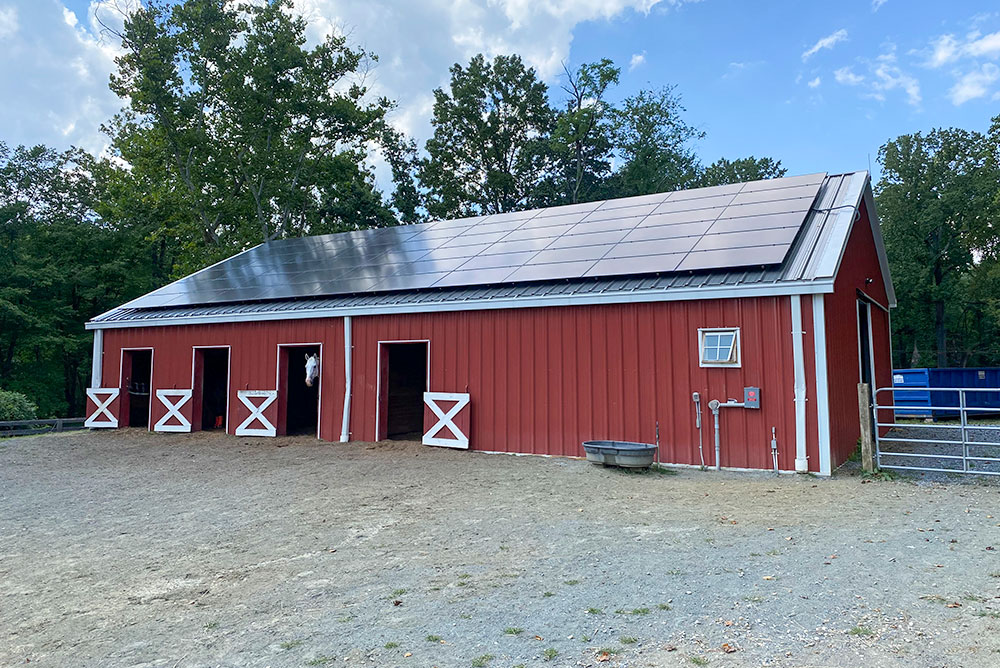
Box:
[935,299,947,367]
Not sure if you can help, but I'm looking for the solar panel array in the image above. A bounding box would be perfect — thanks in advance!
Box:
[124,172,826,309]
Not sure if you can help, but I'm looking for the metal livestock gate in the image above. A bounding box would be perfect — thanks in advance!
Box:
[873,386,1000,476]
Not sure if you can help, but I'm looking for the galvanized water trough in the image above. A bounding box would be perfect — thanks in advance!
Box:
[582,440,657,468]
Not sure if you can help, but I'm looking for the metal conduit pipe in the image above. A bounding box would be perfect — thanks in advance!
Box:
[340,316,353,443]
[692,392,705,469]
[708,398,745,471]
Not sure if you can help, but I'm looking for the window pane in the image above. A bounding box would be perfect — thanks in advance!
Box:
[704,333,719,348]
[718,333,734,348]
[703,347,719,361]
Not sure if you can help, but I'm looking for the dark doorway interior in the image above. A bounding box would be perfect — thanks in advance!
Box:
[122,349,152,428]
[280,345,320,436]
[386,342,428,440]
[195,348,229,431]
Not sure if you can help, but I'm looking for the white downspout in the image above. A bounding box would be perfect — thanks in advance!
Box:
[340,316,352,443]
[790,296,809,472]
[812,295,832,476]
[91,329,103,387]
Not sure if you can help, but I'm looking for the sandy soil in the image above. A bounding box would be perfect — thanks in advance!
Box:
[1,429,998,668]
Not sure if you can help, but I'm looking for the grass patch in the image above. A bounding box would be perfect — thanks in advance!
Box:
[689,656,708,666]
[471,654,494,667]
[279,640,304,650]
[862,469,898,482]
[564,579,580,585]
[666,568,684,575]
[458,573,471,580]
[631,607,651,615]
[383,641,399,649]
[203,621,219,630]
[426,635,443,642]
[542,648,558,661]
[962,594,988,602]
[657,602,672,610]
[390,588,407,598]
[620,635,638,644]
[542,591,554,597]
[848,626,874,636]
[305,657,334,666]
[743,594,764,603]
[974,610,1000,618]
[597,647,619,655]
[503,627,523,635]
[587,607,603,614]
[336,614,355,623]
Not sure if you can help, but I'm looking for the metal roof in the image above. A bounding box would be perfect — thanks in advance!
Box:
[89,171,890,330]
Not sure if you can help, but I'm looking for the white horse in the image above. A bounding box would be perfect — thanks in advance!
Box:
[304,353,320,387]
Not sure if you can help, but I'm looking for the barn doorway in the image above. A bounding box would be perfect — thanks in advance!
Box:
[278,344,321,437]
[193,347,229,431]
[380,342,428,440]
[120,349,152,429]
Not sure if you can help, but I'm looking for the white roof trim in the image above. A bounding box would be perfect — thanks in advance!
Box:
[86,279,834,330]
[862,181,897,308]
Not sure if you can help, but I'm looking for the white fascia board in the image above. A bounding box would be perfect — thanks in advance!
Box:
[86,279,835,330]
[861,183,897,308]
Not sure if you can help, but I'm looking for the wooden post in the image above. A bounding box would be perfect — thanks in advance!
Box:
[858,383,875,473]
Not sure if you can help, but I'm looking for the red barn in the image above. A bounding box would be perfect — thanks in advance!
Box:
[85,171,894,475]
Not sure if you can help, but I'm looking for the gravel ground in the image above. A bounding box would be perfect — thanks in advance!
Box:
[880,424,1000,476]
[1,430,999,668]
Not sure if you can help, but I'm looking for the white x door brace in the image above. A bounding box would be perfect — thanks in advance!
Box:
[154,389,192,433]
[423,392,470,449]
[85,388,120,428]
[236,390,277,437]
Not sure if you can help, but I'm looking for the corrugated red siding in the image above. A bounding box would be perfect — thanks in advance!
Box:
[100,321,345,440]
[347,298,810,470]
[93,295,821,471]
[824,199,893,468]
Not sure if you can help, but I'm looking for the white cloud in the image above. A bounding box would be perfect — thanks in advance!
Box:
[927,34,960,67]
[949,63,1000,104]
[965,30,1000,58]
[871,54,921,106]
[0,5,18,38]
[872,0,888,10]
[807,76,821,88]
[629,51,646,71]
[802,28,847,61]
[0,2,128,155]
[834,66,864,85]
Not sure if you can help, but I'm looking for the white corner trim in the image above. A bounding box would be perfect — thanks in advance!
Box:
[812,294,832,476]
[790,296,809,472]
[91,329,103,388]
[340,316,352,443]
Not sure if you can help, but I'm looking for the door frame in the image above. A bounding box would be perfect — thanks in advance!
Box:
[119,347,154,430]
[190,345,232,434]
[276,342,323,439]
[374,339,430,441]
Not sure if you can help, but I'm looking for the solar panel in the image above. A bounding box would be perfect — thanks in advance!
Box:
[120,173,826,309]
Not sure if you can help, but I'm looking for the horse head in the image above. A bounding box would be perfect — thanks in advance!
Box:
[304,353,319,387]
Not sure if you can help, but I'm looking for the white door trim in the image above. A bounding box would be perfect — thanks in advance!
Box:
[375,339,431,441]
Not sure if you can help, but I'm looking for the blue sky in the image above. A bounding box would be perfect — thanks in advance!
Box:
[5,0,1000,184]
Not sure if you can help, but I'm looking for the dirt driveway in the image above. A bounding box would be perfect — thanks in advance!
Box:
[1,431,998,668]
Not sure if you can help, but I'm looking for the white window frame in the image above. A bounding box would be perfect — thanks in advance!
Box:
[698,327,741,368]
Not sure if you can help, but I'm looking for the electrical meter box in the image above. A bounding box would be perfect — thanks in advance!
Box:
[744,386,760,409]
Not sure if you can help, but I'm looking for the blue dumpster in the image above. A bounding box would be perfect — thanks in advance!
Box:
[892,367,1000,419]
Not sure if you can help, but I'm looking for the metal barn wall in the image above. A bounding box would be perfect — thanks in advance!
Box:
[823,199,893,468]
[348,297,814,471]
[99,320,345,440]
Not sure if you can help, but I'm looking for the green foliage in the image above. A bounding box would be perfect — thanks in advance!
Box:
[105,0,418,275]
[419,53,554,218]
[0,143,149,417]
[605,86,705,197]
[698,156,787,187]
[0,390,37,421]
[876,121,1000,367]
